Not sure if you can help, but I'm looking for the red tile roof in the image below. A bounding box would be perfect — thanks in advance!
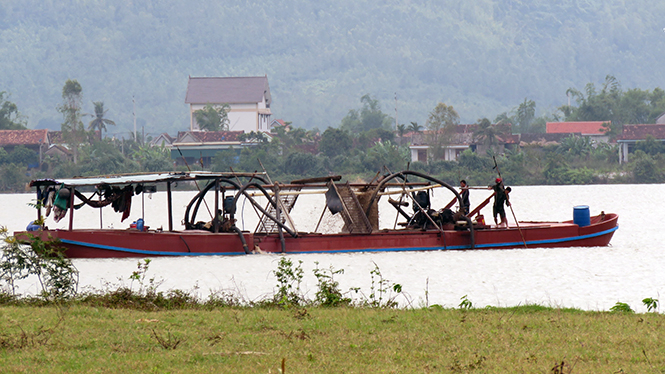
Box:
[617,124,665,140]
[0,129,48,146]
[546,121,608,135]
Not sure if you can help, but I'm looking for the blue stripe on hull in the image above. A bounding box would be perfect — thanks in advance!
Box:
[61,225,618,256]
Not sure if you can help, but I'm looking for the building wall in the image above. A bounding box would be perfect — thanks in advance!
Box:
[189,102,260,132]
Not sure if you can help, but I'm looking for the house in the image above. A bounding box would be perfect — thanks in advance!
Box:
[44,144,72,162]
[149,133,175,148]
[0,129,50,163]
[408,124,517,163]
[616,124,665,163]
[185,76,272,133]
[270,119,288,130]
[170,131,247,167]
[545,121,609,143]
[656,112,665,124]
[519,133,581,147]
[0,129,49,153]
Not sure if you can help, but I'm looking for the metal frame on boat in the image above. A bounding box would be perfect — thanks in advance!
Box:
[16,171,619,258]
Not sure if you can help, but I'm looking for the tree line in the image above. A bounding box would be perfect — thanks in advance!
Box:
[2,77,665,192]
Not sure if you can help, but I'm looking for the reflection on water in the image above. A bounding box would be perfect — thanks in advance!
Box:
[2,184,664,312]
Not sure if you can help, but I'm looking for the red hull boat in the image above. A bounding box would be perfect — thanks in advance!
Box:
[17,171,619,258]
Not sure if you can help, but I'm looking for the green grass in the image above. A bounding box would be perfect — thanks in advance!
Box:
[0,305,664,373]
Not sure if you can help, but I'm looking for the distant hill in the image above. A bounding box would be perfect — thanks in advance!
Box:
[0,0,664,137]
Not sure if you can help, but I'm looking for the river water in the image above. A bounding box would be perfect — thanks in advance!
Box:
[2,184,662,312]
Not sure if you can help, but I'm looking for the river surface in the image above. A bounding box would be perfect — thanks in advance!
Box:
[2,184,662,312]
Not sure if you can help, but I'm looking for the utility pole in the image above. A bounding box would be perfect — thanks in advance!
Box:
[394,92,398,131]
[133,96,137,142]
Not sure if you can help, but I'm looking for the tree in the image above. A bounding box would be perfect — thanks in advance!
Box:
[340,94,393,133]
[426,103,459,160]
[319,127,352,158]
[58,79,86,164]
[7,145,37,166]
[473,118,511,156]
[515,98,536,133]
[88,102,116,140]
[0,92,26,130]
[132,144,172,172]
[194,103,230,131]
[396,123,407,145]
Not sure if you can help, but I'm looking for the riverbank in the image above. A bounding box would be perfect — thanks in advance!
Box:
[0,304,662,373]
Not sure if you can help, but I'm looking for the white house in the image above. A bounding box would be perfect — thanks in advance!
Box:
[185,76,272,133]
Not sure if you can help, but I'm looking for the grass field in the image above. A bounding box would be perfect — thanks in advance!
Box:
[0,304,663,373]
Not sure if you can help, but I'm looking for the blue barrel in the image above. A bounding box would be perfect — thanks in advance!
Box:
[573,205,590,227]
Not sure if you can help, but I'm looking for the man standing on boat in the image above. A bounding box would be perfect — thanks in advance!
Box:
[490,178,510,228]
[459,180,470,215]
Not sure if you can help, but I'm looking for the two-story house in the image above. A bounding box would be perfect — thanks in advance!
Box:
[185,76,272,133]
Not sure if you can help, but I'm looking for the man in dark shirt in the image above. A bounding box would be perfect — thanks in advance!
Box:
[490,178,510,227]
[459,180,470,215]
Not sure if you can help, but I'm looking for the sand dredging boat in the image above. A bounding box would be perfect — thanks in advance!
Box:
[16,170,618,258]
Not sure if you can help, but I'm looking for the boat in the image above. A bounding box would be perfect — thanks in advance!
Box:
[15,170,619,258]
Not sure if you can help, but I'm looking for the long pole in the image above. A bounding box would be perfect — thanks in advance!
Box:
[493,156,527,248]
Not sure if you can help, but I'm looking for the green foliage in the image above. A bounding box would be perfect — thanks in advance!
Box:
[87,101,115,140]
[557,135,593,157]
[362,141,409,173]
[352,262,402,308]
[458,295,473,310]
[58,79,86,164]
[426,103,459,160]
[629,151,662,183]
[0,163,30,192]
[284,151,319,176]
[79,139,139,175]
[0,92,26,130]
[642,298,658,313]
[312,262,350,307]
[211,149,239,172]
[340,94,393,133]
[458,149,492,172]
[609,302,634,313]
[132,144,171,172]
[7,145,37,166]
[194,104,230,132]
[273,257,305,307]
[634,135,664,156]
[319,127,352,158]
[561,76,665,138]
[0,228,78,300]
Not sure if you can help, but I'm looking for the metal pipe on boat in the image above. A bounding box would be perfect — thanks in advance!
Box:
[274,183,286,253]
[214,179,220,233]
[232,226,250,254]
[365,170,474,249]
[167,181,173,231]
[233,182,298,238]
[68,186,75,230]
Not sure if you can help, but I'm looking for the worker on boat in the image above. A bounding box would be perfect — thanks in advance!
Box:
[459,180,470,215]
[489,178,510,228]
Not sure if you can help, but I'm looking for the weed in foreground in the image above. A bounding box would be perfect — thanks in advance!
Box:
[0,227,78,300]
[642,297,658,312]
[312,261,350,307]
[609,302,634,313]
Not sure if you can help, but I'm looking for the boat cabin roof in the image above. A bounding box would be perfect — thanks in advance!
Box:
[29,171,266,188]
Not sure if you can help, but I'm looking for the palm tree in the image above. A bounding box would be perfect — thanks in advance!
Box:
[88,101,116,140]
[407,121,422,144]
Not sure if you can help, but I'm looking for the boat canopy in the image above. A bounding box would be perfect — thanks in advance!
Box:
[29,171,267,188]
